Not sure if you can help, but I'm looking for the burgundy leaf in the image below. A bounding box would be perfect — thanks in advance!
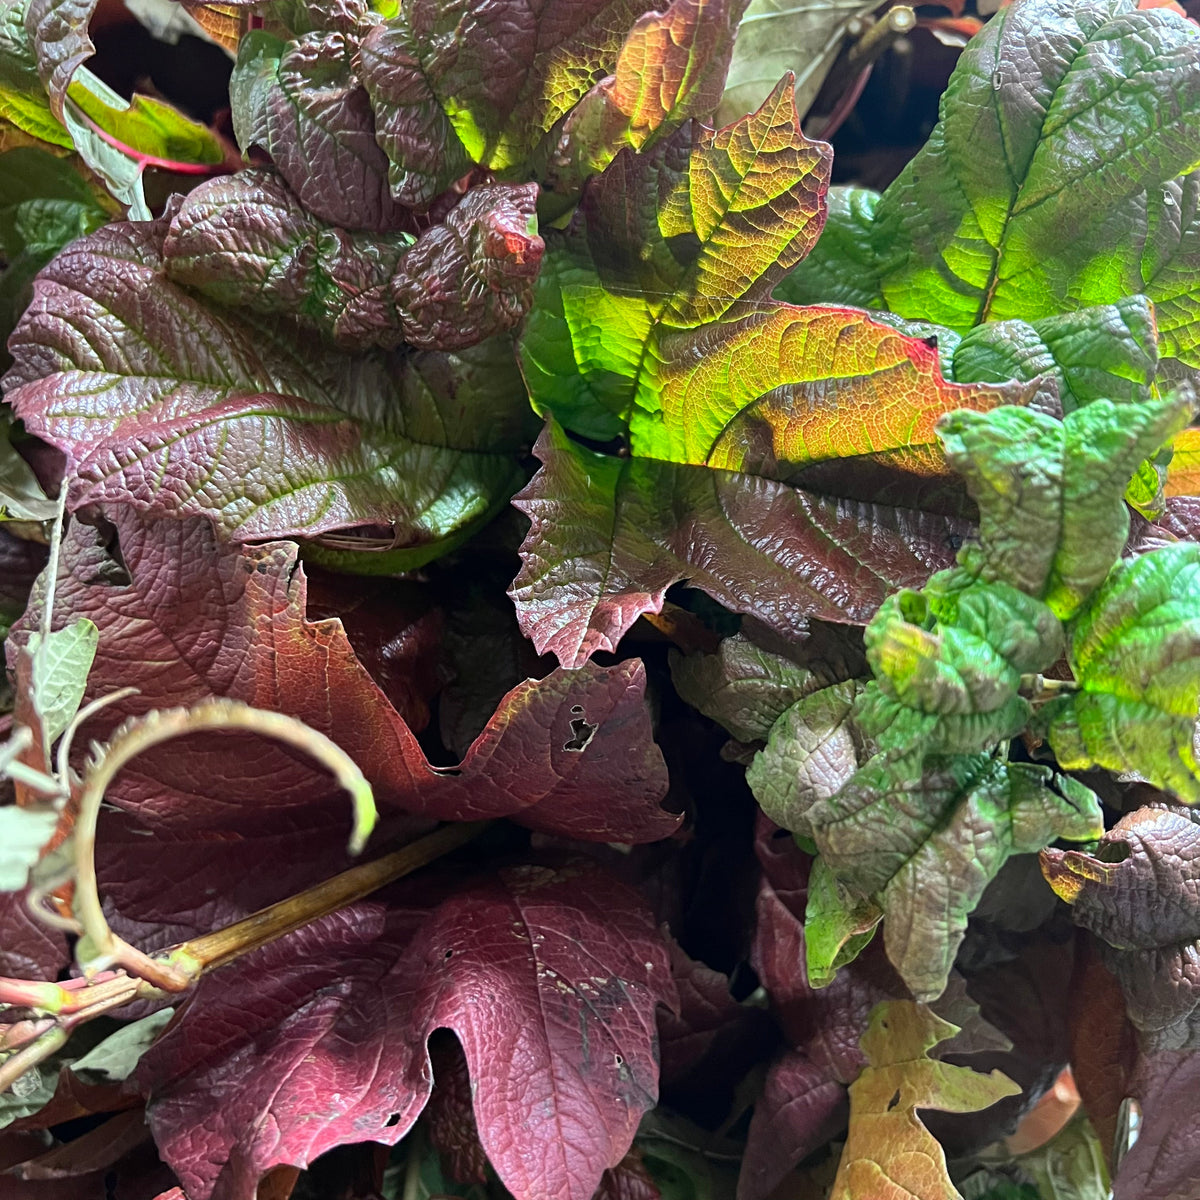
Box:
[357,0,654,207]
[1115,1049,1200,1200]
[424,1037,489,1185]
[0,529,47,630]
[163,171,543,351]
[511,420,965,668]
[229,26,408,232]
[137,859,677,1200]
[738,1050,846,1200]
[4,217,528,544]
[1042,804,1200,1048]
[12,511,678,845]
[0,889,69,979]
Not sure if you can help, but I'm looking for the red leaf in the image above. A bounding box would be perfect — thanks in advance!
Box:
[137,859,677,1200]
[17,512,677,848]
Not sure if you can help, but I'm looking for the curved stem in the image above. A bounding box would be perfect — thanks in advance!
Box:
[73,698,377,983]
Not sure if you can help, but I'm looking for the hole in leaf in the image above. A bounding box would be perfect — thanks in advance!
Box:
[385,1113,402,1127]
[564,716,597,752]
[886,1089,901,1112]
[570,704,584,715]
[614,1054,624,1066]
[444,949,454,960]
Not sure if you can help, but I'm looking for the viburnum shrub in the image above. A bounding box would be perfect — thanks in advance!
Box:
[0,0,1199,1196]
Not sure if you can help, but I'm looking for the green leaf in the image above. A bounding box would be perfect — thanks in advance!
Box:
[862,569,1062,757]
[805,753,1103,999]
[0,803,59,891]
[746,681,866,830]
[0,0,70,147]
[779,0,1200,376]
[938,393,1196,619]
[717,0,878,126]
[1044,542,1200,802]
[669,628,864,743]
[26,616,97,745]
[0,412,55,522]
[803,853,881,989]
[950,296,1160,414]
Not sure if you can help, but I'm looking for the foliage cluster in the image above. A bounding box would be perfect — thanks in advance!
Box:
[0,0,1199,1197]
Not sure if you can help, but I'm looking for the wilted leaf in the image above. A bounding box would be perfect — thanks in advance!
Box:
[938,395,1195,618]
[829,1001,1020,1200]
[1042,804,1200,1048]
[357,0,654,207]
[137,860,677,1200]
[4,215,529,550]
[510,420,967,667]
[804,754,1102,999]
[1042,543,1200,802]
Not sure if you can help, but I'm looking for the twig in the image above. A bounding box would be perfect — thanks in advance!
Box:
[71,699,378,986]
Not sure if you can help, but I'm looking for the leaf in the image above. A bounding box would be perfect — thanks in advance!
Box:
[0,417,56,522]
[802,855,882,991]
[14,0,228,218]
[25,0,96,123]
[163,170,543,352]
[861,570,1063,758]
[745,681,866,832]
[779,0,1200,376]
[510,419,967,667]
[0,886,68,977]
[938,394,1196,619]
[1042,804,1200,1048]
[803,754,1103,999]
[1042,542,1200,802]
[716,0,877,127]
[0,1,71,147]
[1166,426,1200,496]
[1114,1048,1200,1200]
[0,804,60,891]
[4,214,529,548]
[136,860,677,1200]
[829,1000,1021,1200]
[229,26,409,232]
[356,0,655,207]
[18,511,680,851]
[552,0,747,188]
[24,615,97,744]
[949,296,1160,414]
[670,627,864,744]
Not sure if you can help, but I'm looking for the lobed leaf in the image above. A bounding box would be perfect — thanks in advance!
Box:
[137,860,677,1200]
[938,394,1195,619]
[511,420,967,667]
[1043,542,1200,802]
[830,1000,1020,1200]
[4,215,530,549]
[13,511,680,848]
